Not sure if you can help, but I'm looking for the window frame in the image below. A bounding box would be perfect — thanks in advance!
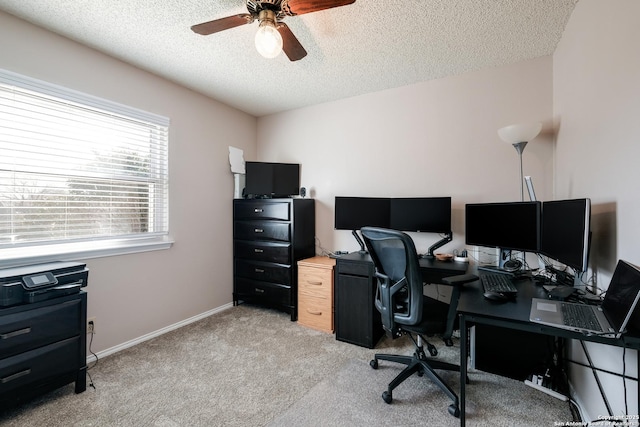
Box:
[0,69,173,268]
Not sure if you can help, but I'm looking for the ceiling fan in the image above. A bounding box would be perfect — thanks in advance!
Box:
[191,0,356,61]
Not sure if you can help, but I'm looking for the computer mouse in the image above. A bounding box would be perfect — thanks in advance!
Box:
[483,291,509,302]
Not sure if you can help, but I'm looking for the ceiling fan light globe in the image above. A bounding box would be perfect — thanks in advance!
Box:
[255,24,283,59]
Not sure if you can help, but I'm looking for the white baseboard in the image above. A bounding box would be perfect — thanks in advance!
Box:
[568,380,590,423]
[86,302,234,363]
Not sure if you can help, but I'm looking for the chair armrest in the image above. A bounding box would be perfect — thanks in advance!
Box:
[441,274,479,286]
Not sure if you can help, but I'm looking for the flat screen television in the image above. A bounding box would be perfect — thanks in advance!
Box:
[390,197,451,233]
[465,201,542,270]
[244,162,300,198]
[540,198,591,273]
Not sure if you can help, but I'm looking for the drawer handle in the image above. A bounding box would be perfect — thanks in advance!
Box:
[255,268,265,273]
[255,288,265,293]
[1,327,31,340]
[1,369,31,384]
[254,208,263,213]
[254,228,264,233]
[306,309,322,316]
[307,281,323,286]
[254,248,264,253]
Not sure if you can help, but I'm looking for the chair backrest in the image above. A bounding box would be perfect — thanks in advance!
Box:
[361,227,424,336]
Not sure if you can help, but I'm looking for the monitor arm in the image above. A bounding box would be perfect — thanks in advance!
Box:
[424,231,453,258]
[352,229,367,254]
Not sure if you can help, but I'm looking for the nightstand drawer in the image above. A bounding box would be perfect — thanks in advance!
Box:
[0,336,80,394]
[0,299,81,358]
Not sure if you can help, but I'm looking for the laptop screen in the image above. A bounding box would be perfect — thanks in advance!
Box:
[602,260,640,336]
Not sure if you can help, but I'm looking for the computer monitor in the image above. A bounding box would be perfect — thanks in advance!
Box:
[389,197,451,233]
[540,198,591,274]
[334,197,390,252]
[465,201,542,270]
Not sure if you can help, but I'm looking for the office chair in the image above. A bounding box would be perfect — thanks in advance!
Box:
[361,226,462,417]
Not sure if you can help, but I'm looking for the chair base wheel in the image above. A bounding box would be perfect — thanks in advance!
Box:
[448,404,460,418]
[382,391,392,404]
[370,359,378,369]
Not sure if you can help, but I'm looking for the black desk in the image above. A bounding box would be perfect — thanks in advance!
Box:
[334,252,468,348]
[457,277,640,426]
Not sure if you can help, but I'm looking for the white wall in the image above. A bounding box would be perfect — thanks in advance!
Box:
[257,56,554,261]
[554,0,640,419]
[0,11,257,353]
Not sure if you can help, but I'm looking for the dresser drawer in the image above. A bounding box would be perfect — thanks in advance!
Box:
[234,221,291,242]
[298,266,332,299]
[0,336,80,394]
[235,278,291,306]
[298,297,333,333]
[234,201,290,221]
[234,240,291,264]
[235,260,291,285]
[0,299,81,358]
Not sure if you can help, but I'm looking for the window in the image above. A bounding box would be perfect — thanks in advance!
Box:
[0,69,171,266]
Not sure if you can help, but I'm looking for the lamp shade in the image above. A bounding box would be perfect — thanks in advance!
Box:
[497,122,542,144]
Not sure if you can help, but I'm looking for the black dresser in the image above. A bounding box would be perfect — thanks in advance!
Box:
[233,198,315,320]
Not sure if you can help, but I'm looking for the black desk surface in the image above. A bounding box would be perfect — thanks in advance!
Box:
[336,251,469,275]
[457,274,640,426]
[457,275,640,349]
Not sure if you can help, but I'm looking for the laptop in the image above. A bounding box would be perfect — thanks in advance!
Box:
[530,260,640,338]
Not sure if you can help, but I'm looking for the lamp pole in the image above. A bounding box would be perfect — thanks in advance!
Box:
[512,141,528,202]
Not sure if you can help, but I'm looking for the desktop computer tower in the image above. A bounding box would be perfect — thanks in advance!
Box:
[469,324,556,381]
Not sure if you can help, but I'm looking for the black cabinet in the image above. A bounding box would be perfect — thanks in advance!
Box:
[0,292,87,409]
[233,198,315,321]
[334,252,384,348]
[334,252,469,349]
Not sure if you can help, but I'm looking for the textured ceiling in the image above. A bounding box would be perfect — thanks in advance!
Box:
[0,0,579,117]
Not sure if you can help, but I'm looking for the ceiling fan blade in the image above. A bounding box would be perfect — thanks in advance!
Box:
[191,14,254,35]
[281,0,355,16]
[277,23,307,61]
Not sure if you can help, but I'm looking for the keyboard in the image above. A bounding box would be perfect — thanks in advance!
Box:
[480,274,518,294]
[561,303,604,332]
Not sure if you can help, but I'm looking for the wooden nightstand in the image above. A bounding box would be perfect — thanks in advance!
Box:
[297,256,336,333]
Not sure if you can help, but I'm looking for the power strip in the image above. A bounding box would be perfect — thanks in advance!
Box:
[524,379,568,401]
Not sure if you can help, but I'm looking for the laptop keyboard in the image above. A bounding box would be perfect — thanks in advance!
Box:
[561,303,604,332]
[480,274,517,294]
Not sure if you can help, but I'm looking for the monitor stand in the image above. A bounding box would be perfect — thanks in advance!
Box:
[351,230,368,254]
[478,248,520,275]
[423,231,453,259]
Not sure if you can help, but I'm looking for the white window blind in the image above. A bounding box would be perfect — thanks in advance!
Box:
[0,69,170,261]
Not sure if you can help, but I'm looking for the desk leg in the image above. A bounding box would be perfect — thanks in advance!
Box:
[444,286,461,346]
[460,314,467,427]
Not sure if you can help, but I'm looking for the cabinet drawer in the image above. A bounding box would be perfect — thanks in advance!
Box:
[235,240,291,264]
[298,297,333,333]
[234,221,291,242]
[235,278,291,306]
[234,202,290,220]
[337,260,374,277]
[0,299,81,358]
[235,260,291,285]
[0,336,80,394]
[298,267,332,299]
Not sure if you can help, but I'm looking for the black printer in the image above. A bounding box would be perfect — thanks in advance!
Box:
[0,261,88,307]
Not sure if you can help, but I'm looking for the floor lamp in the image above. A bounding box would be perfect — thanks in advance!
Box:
[498,122,542,201]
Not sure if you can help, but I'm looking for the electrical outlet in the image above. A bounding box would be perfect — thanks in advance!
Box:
[87,317,96,334]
